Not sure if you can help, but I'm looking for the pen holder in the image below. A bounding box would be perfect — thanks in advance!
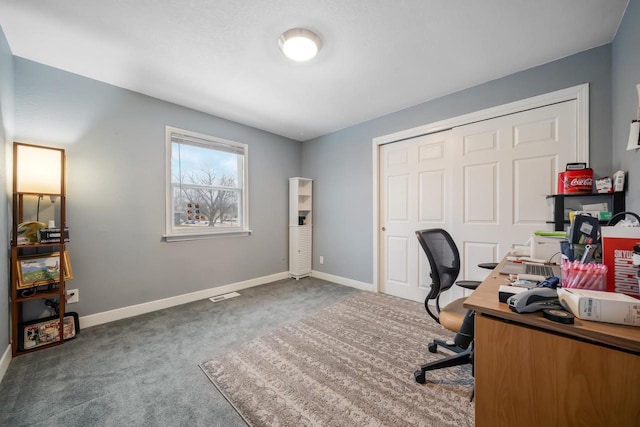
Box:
[561,260,607,291]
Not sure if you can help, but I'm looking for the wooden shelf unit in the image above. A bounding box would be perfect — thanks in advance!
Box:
[10,143,68,356]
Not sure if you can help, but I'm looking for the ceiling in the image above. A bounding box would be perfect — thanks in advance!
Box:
[0,1,629,141]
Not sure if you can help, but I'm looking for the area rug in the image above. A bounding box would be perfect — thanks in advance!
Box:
[200,291,474,426]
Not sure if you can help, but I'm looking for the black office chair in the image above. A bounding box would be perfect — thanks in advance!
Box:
[413,228,477,386]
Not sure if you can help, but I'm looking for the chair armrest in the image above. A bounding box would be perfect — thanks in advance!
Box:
[478,262,499,270]
[456,280,481,290]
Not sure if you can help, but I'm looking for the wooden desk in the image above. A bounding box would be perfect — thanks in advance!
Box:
[464,259,640,427]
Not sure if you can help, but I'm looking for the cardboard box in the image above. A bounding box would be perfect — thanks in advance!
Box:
[599,211,612,221]
[578,203,612,221]
[531,235,565,263]
[558,288,640,326]
[601,227,640,296]
[38,227,70,244]
[582,202,609,212]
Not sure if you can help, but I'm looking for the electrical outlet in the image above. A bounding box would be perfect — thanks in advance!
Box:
[319,255,324,264]
[66,289,79,304]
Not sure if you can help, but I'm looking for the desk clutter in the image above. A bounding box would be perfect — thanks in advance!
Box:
[557,288,640,326]
[501,272,640,327]
[561,260,607,290]
[497,210,640,327]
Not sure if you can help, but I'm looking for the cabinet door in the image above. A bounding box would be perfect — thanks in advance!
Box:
[475,315,640,427]
[289,226,312,277]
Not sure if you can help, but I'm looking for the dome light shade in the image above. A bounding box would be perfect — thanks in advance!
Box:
[279,28,321,62]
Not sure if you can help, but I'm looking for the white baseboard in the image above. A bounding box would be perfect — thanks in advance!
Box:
[0,344,11,385]
[79,271,289,329]
[79,269,372,330]
[311,270,374,292]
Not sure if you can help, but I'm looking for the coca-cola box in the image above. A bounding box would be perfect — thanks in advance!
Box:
[557,169,594,194]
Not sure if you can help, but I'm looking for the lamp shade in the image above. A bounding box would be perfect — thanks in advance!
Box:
[14,143,64,194]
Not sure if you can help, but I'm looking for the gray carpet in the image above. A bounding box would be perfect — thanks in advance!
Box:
[0,277,359,426]
[201,292,474,427]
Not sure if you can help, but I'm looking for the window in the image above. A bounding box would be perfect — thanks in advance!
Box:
[165,126,249,241]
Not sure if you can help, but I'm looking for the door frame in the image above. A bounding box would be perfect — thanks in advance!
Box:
[371,84,589,294]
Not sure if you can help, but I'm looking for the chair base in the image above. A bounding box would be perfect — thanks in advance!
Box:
[415,340,475,401]
[429,338,465,354]
[413,346,472,384]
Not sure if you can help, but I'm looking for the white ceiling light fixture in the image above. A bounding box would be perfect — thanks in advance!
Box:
[279,28,322,62]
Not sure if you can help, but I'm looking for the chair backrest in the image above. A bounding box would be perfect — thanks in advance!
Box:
[415,228,461,322]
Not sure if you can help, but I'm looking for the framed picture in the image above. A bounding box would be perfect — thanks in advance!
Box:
[19,312,79,351]
[15,251,73,290]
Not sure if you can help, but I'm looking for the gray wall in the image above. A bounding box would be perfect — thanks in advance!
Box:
[612,0,640,212]
[303,45,613,284]
[14,58,302,317]
[0,28,13,353]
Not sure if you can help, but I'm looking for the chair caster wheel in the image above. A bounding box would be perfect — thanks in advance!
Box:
[414,370,426,384]
[428,342,438,353]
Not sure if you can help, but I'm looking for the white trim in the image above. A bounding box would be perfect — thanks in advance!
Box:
[0,344,11,385]
[311,270,374,292]
[575,86,590,163]
[164,230,252,242]
[372,84,589,147]
[78,272,289,329]
[372,142,380,293]
[371,84,589,296]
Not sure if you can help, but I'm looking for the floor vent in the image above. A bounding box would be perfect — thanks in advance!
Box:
[209,292,241,303]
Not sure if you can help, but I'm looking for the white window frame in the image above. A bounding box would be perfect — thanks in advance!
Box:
[164,126,250,242]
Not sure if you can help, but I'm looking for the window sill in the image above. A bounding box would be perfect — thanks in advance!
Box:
[163,230,252,242]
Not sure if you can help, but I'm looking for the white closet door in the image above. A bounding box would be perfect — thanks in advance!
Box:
[379,132,452,301]
[450,99,577,302]
[379,100,578,303]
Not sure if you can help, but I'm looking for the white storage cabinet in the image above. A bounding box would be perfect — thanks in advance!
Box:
[289,177,312,279]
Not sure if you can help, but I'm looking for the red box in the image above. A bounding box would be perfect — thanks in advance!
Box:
[601,227,640,297]
[557,169,594,194]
